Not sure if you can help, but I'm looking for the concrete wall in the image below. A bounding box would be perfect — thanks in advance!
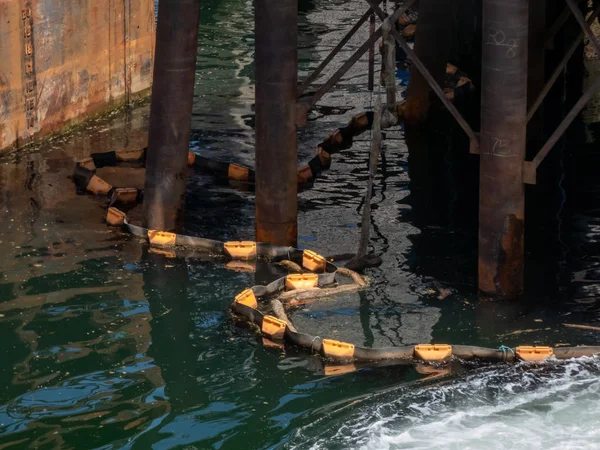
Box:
[0,0,155,153]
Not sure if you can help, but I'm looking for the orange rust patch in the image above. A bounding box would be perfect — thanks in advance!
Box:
[0,0,155,153]
[495,214,524,297]
[256,222,297,247]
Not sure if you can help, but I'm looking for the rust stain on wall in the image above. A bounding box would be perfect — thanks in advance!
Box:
[0,0,155,153]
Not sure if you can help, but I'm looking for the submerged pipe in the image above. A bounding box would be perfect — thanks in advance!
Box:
[143,0,202,231]
[255,0,299,247]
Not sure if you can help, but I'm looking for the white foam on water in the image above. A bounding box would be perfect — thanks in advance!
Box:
[291,357,600,450]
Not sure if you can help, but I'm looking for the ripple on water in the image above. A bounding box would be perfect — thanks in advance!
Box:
[0,361,169,448]
[1,0,600,448]
[289,357,600,450]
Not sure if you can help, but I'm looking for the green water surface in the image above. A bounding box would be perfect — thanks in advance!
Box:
[1,0,600,449]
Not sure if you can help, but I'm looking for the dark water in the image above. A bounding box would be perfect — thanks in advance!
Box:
[1,0,600,448]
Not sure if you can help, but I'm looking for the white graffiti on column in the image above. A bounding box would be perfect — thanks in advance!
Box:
[486,27,519,58]
[490,136,517,157]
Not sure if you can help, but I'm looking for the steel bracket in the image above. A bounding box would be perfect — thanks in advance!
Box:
[470,135,480,155]
[523,161,537,185]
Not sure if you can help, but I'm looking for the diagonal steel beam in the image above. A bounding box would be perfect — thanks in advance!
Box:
[364,0,479,151]
[531,73,600,170]
[303,25,382,108]
[298,7,375,96]
[544,0,587,49]
[303,2,413,109]
[566,0,600,56]
[528,2,600,122]
[524,0,600,176]
[544,5,572,49]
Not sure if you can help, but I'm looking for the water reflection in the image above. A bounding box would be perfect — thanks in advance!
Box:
[0,0,599,448]
[0,256,170,447]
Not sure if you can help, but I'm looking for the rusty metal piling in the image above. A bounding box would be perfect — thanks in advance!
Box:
[479,0,529,298]
[143,0,202,231]
[255,0,299,247]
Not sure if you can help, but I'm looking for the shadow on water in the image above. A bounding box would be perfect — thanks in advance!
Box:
[0,0,599,448]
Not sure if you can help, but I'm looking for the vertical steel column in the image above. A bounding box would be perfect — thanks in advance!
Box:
[368,13,376,91]
[255,0,298,246]
[405,0,454,125]
[143,0,202,231]
[479,0,529,298]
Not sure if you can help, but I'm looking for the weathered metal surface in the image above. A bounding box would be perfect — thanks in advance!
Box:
[143,0,202,232]
[0,0,155,153]
[479,0,529,298]
[255,0,298,246]
[0,1,28,151]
